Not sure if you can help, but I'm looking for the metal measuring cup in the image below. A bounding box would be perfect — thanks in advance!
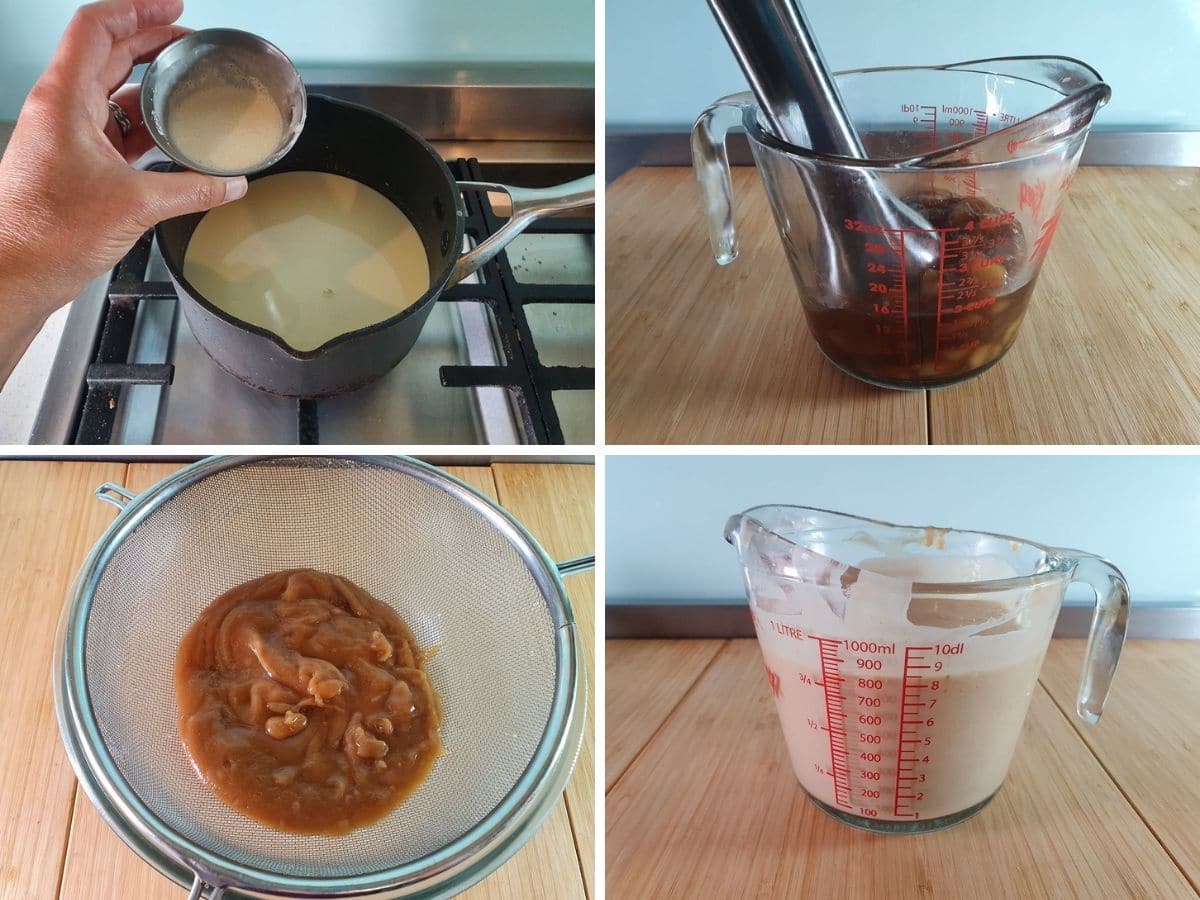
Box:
[140,28,306,176]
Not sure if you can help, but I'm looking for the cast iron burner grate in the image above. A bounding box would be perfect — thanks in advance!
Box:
[70,158,594,444]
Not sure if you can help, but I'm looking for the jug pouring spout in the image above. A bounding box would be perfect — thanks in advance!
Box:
[896,56,1112,168]
[722,512,746,549]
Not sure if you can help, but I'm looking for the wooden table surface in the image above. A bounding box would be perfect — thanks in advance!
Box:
[606,166,1200,444]
[0,460,594,900]
[606,638,1200,899]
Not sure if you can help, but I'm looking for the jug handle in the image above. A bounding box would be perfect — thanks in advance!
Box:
[691,92,756,266]
[1064,553,1130,724]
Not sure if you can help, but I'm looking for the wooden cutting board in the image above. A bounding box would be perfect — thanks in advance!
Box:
[0,460,594,900]
[606,166,1200,444]
[606,638,1200,898]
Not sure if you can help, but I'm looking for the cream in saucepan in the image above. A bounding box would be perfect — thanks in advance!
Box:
[182,171,431,351]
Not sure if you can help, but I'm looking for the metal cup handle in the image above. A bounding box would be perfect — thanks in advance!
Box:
[451,176,595,284]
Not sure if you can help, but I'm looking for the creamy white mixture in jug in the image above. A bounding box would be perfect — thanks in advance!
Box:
[753,554,1057,822]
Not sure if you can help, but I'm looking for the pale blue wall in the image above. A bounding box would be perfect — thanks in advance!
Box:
[606,0,1200,130]
[0,0,594,119]
[606,455,1200,606]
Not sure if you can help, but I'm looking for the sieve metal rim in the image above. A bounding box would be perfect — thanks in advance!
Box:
[59,454,583,896]
[55,455,587,898]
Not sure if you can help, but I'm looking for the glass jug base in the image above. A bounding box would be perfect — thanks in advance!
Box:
[806,790,997,834]
[816,344,1011,391]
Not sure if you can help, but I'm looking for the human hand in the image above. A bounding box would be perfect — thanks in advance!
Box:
[0,0,247,374]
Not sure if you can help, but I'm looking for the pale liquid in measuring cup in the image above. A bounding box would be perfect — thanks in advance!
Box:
[753,555,1053,823]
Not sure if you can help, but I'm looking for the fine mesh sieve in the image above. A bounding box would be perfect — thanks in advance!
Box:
[55,456,590,899]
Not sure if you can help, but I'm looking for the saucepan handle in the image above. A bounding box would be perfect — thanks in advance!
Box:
[691,91,756,266]
[450,175,595,284]
[1062,552,1131,724]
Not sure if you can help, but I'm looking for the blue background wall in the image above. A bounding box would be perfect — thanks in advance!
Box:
[606,455,1200,607]
[606,0,1199,130]
[0,0,595,119]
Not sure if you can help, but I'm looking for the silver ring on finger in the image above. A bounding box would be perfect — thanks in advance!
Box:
[107,99,132,137]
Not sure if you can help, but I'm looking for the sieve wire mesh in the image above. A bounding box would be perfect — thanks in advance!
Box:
[81,457,560,880]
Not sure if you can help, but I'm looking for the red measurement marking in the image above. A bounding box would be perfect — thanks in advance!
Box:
[934,237,949,367]
[1006,135,1033,155]
[916,105,938,154]
[844,218,885,234]
[813,636,852,808]
[893,645,933,819]
[860,229,912,366]
[1019,179,1046,222]
[1032,209,1063,263]
[978,212,1016,230]
[960,110,989,198]
[895,231,909,364]
[859,221,981,368]
[770,619,805,641]
[764,663,782,698]
[972,109,989,138]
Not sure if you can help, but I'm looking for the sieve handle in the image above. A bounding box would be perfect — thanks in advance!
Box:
[187,875,223,900]
[558,555,595,577]
[95,482,136,510]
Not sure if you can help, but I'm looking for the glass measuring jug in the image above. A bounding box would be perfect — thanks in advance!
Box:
[725,505,1129,833]
[694,57,1111,389]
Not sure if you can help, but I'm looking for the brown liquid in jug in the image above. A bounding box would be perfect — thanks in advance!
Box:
[807,193,1030,388]
[175,569,441,835]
